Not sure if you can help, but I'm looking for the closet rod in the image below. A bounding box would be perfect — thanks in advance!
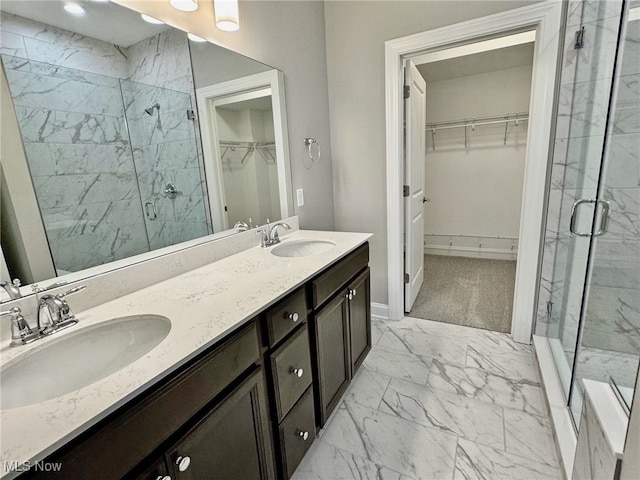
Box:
[425,111,529,132]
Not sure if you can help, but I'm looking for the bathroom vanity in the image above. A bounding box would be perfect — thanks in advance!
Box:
[0,231,371,480]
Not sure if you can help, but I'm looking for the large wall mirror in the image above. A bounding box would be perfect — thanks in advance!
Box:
[0,0,293,301]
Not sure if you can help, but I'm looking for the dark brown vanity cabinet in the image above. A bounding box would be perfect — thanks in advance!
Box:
[311,244,371,426]
[27,320,275,480]
[23,242,371,480]
[263,289,317,479]
[163,369,273,480]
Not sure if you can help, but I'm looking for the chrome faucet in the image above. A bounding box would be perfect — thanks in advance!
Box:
[234,221,250,232]
[0,307,38,346]
[36,285,86,335]
[0,279,22,299]
[256,219,292,247]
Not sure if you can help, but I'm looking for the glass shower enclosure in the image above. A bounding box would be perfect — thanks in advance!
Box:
[537,0,639,426]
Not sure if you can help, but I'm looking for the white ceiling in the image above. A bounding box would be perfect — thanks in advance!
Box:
[417,42,535,83]
[0,0,169,47]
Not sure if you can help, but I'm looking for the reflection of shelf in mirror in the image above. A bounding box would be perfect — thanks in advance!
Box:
[219,141,276,165]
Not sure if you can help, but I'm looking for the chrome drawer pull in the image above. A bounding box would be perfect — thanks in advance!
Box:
[156,476,171,480]
[287,312,299,322]
[176,455,191,472]
[291,367,304,378]
[296,429,309,441]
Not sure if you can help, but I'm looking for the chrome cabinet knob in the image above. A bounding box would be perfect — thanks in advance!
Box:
[351,288,357,297]
[346,292,353,300]
[296,429,309,441]
[287,312,299,322]
[156,476,171,480]
[291,367,304,378]
[176,456,191,472]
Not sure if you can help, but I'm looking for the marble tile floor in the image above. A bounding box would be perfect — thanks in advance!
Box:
[292,317,562,480]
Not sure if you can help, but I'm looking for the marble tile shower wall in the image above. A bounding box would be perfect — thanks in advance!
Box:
[536,0,640,379]
[0,12,149,273]
[0,13,210,271]
[125,28,211,245]
[580,1,639,365]
[121,80,208,250]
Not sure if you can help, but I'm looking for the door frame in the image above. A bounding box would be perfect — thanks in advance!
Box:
[196,70,293,233]
[385,0,562,342]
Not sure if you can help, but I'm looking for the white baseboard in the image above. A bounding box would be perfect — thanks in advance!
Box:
[371,302,389,321]
[424,246,517,261]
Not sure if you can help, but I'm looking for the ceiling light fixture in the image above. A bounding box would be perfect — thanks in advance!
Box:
[63,2,86,16]
[187,33,207,42]
[140,13,165,25]
[214,0,239,32]
[170,0,198,12]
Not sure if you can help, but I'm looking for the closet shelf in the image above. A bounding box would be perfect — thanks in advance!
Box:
[425,111,529,150]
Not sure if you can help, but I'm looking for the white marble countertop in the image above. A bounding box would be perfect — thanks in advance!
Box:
[0,229,371,476]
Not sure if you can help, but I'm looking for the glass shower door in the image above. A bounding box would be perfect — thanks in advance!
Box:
[543,0,625,407]
[569,0,640,418]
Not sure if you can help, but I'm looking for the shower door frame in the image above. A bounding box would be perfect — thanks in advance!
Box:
[384,0,563,344]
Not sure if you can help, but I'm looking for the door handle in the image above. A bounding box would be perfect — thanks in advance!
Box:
[569,199,610,237]
[594,200,609,236]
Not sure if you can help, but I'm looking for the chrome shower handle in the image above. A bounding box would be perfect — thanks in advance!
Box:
[569,199,610,237]
[594,200,609,237]
[569,199,595,237]
[145,201,157,220]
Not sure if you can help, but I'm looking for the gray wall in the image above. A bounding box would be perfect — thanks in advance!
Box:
[323,0,543,304]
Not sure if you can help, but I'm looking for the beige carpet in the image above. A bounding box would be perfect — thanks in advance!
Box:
[408,255,516,333]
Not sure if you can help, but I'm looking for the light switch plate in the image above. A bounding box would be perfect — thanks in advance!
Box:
[296,188,304,207]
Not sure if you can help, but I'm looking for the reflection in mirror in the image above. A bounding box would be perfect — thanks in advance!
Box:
[214,91,279,231]
[0,0,291,301]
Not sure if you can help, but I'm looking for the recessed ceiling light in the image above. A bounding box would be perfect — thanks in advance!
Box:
[64,3,86,16]
[170,0,198,12]
[187,33,207,43]
[140,13,165,25]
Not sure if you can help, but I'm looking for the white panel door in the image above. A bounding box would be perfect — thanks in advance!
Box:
[404,60,426,312]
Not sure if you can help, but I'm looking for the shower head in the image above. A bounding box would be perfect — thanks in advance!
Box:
[144,103,160,116]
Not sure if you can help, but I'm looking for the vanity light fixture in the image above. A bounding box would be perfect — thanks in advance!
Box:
[141,13,165,25]
[63,2,86,16]
[187,33,207,42]
[214,0,240,32]
[170,0,198,12]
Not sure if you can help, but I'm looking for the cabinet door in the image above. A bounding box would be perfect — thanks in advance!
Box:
[348,267,371,376]
[313,291,350,426]
[165,368,275,480]
[131,457,169,480]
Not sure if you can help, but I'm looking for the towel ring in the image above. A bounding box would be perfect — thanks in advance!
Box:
[304,138,321,163]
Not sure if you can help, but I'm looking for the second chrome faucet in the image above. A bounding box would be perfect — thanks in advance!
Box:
[256,220,292,247]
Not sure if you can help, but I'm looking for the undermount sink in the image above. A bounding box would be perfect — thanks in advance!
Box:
[271,240,336,257]
[1,314,171,409]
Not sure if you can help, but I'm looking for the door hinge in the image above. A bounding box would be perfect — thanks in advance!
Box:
[404,273,410,284]
[404,85,410,98]
[546,301,553,318]
[574,26,585,49]
[403,185,410,197]
[187,109,196,120]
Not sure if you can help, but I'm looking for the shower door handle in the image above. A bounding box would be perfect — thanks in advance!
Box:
[594,200,609,237]
[569,199,609,237]
[145,201,158,220]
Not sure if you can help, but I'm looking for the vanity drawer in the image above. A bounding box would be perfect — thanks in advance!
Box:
[278,387,316,479]
[312,243,369,309]
[31,320,261,479]
[265,287,308,347]
[270,324,312,421]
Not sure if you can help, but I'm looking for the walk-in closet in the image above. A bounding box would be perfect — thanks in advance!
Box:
[406,38,535,333]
